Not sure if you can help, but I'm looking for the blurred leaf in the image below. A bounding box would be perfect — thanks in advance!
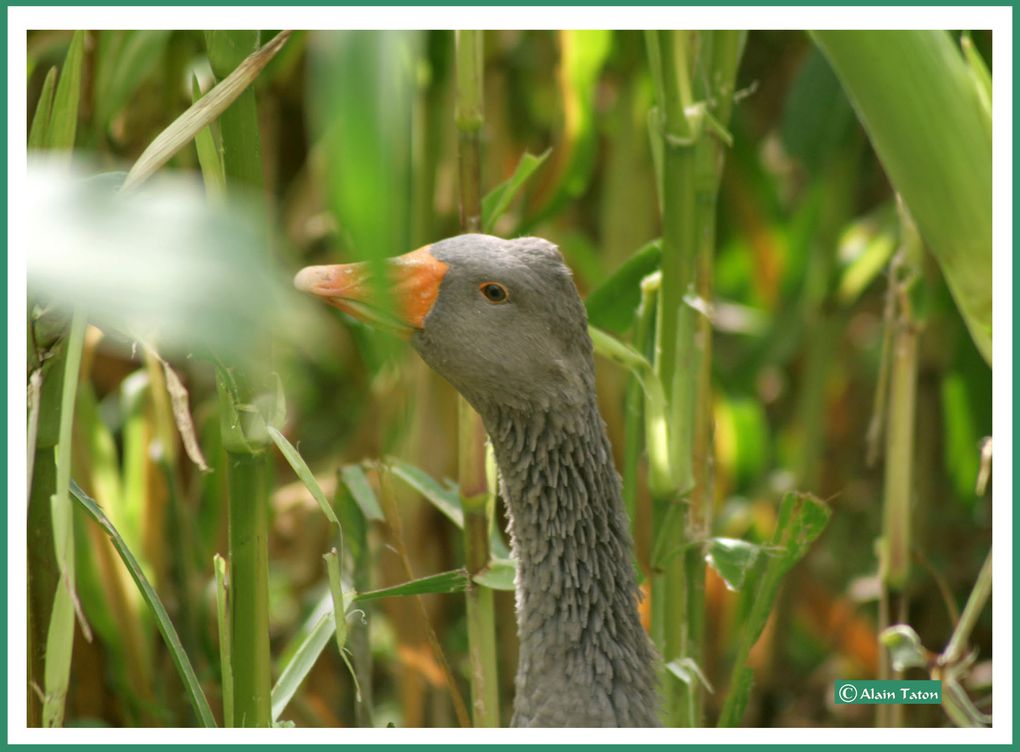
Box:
[879,625,929,672]
[714,394,769,491]
[384,457,464,528]
[93,31,172,129]
[813,31,992,364]
[481,148,551,233]
[353,569,470,602]
[941,372,981,502]
[836,205,898,305]
[666,657,714,693]
[48,30,85,150]
[308,31,421,261]
[123,31,292,191]
[472,558,517,591]
[585,239,661,332]
[70,481,217,727]
[705,537,762,592]
[525,30,612,227]
[27,163,312,362]
[780,47,855,174]
[28,66,57,150]
[268,426,338,525]
[340,464,384,522]
[960,32,991,119]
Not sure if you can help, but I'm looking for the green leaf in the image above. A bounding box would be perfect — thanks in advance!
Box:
[42,308,86,728]
[836,205,898,305]
[481,148,551,233]
[813,31,991,364]
[48,30,85,150]
[384,457,463,528]
[192,74,225,196]
[584,239,662,333]
[28,66,57,150]
[353,569,470,602]
[717,493,830,727]
[472,558,517,591]
[324,549,362,702]
[70,481,217,727]
[879,625,929,672]
[705,538,762,593]
[271,606,335,722]
[340,464,384,522]
[267,426,339,526]
[93,31,172,129]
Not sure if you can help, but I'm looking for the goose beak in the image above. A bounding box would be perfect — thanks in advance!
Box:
[294,245,448,335]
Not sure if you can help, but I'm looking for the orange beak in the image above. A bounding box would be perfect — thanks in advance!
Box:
[293,245,448,335]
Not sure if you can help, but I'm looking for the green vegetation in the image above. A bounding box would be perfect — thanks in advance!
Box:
[25,29,992,728]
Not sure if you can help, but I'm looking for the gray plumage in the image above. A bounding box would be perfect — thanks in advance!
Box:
[415,235,660,727]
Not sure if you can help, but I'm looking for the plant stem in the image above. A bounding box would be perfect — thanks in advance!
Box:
[942,548,992,664]
[646,30,744,727]
[877,205,923,727]
[455,28,500,728]
[206,30,273,728]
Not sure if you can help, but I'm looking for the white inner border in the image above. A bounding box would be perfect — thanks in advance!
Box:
[7,5,1013,746]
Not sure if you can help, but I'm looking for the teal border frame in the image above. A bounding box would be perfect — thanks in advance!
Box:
[5,5,1014,747]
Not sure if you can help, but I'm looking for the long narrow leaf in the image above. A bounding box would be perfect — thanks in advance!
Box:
[70,481,217,728]
[384,457,463,528]
[122,31,292,191]
[28,67,57,150]
[42,308,86,728]
[271,608,335,722]
[481,148,551,233]
[268,426,339,525]
[353,569,470,603]
[48,30,85,150]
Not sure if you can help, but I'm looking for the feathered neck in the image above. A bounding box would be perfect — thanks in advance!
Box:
[482,396,660,728]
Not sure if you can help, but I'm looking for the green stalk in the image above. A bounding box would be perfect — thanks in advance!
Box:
[683,31,745,726]
[454,29,500,728]
[206,30,273,728]
[645,29,698,727]
[876,205,923,727]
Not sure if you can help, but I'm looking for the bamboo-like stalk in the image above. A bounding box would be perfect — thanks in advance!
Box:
[454,29,500,728]
[876,205,923,728]
[206,30,273,728]
[645,30,743,727]
[645,29,698,727]
[683,31,745,726]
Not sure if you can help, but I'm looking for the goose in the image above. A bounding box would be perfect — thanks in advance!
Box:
[295,234,659,727]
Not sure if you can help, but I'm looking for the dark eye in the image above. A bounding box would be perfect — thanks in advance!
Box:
[480,282,509,304]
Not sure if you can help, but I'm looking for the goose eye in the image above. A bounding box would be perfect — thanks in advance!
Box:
[480,282,509,304]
